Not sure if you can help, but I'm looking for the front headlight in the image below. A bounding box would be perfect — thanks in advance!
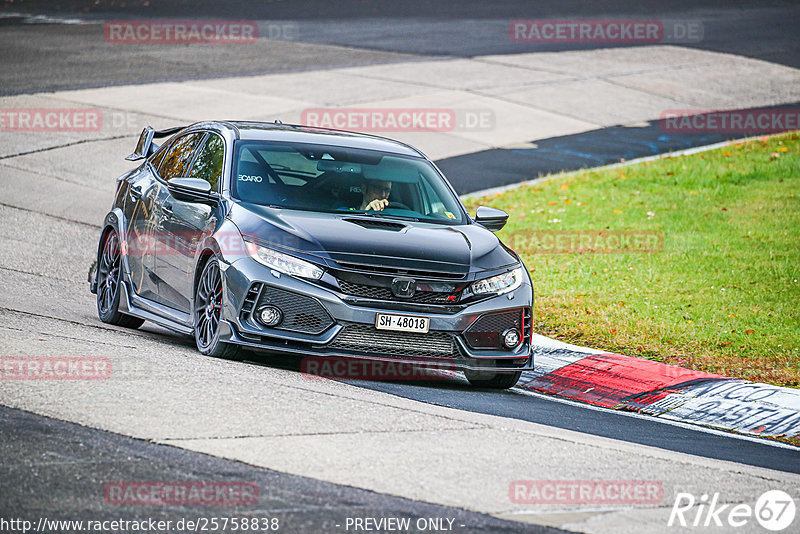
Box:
[246,242,324,280]
[471,266,524,296]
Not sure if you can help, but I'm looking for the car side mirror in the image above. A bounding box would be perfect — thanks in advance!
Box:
[167,178,215,203]
[474,206,509,232]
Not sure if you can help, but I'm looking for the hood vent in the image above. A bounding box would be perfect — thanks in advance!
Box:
[344,218,407,232]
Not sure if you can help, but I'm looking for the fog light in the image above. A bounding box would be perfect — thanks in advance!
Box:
[257,305,282,327]
[502,329,520,348]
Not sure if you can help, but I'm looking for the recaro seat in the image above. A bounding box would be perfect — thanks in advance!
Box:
[234,161,277,205]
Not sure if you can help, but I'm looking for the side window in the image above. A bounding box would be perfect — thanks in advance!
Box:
[189,134,224,191]
[158,133,204,181]
[148,142,169,170]
[420,175,446,218]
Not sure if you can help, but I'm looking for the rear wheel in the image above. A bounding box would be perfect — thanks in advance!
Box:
[96,231,144,329]
[194,258,241,360]
[464,370,522,389]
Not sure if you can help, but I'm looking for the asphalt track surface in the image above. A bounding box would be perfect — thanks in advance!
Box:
[238,352,800,475]
[0,405,559,534]
[1,0,799,95]
[1,1,799,531]
[2,1,799,195]
[348,378,800,475]
[439,101,800,194]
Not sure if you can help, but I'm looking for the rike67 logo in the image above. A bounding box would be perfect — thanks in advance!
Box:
[669,490,796,531]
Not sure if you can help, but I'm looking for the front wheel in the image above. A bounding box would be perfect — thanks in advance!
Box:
[96,231,144,329]
[464,370,522,389]
[194,258,241,360]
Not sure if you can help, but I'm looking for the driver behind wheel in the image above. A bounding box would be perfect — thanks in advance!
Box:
[359,179,392,211]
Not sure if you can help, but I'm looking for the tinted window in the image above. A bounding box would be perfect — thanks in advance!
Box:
[189,134,224,191]
[158,133,204,181]
[231,141,466,224]
[148,142,169,169]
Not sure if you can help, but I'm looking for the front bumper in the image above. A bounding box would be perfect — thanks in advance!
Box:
[218,256,534,372]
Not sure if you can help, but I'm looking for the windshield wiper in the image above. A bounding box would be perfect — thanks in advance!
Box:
[258,205,420,221]
[354,211,420,222]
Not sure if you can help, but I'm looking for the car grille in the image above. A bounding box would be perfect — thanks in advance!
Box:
[463,309,523,350]
[337,280,459,304]
[242,283,334,335]
[335,261,466,280]
[327,324,460,359]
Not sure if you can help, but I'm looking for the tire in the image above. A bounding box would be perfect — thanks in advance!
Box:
[464,370,522,389]
[194,257,242,360]
[96,231,144,329]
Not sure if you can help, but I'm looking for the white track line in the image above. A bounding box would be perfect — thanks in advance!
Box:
[511,387,799,451]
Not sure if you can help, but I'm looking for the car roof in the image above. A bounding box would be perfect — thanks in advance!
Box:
[188,120,425,158]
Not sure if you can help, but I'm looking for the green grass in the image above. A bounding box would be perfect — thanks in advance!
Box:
[463,133,800,387]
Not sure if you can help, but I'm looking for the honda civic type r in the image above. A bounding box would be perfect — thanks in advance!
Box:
[91,121,534,388]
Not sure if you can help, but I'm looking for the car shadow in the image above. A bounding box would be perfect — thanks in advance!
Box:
[239,349,479,391]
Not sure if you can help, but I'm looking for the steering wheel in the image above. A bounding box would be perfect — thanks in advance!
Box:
[386,201,412,211]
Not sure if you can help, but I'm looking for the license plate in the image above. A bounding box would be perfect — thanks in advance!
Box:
[375,313,430,333]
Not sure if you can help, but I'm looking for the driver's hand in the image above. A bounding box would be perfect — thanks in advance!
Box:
[366,199,389,211]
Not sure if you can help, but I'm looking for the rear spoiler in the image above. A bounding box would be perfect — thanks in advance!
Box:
[125,126,185,161]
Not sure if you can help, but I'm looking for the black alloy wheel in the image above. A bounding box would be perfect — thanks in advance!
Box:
[96,231,144,328]
[194,258,241,359]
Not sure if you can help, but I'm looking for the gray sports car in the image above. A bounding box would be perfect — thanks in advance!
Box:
[91,121,533,388]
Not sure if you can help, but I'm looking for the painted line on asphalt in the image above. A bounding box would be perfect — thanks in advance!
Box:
[520,345,800,442]
[511,387,799,451]
[521,352,726,408]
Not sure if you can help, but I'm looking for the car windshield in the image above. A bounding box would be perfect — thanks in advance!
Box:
[231,140,467,224]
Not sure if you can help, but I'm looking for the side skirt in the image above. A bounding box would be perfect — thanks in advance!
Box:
[118,281,194,335]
